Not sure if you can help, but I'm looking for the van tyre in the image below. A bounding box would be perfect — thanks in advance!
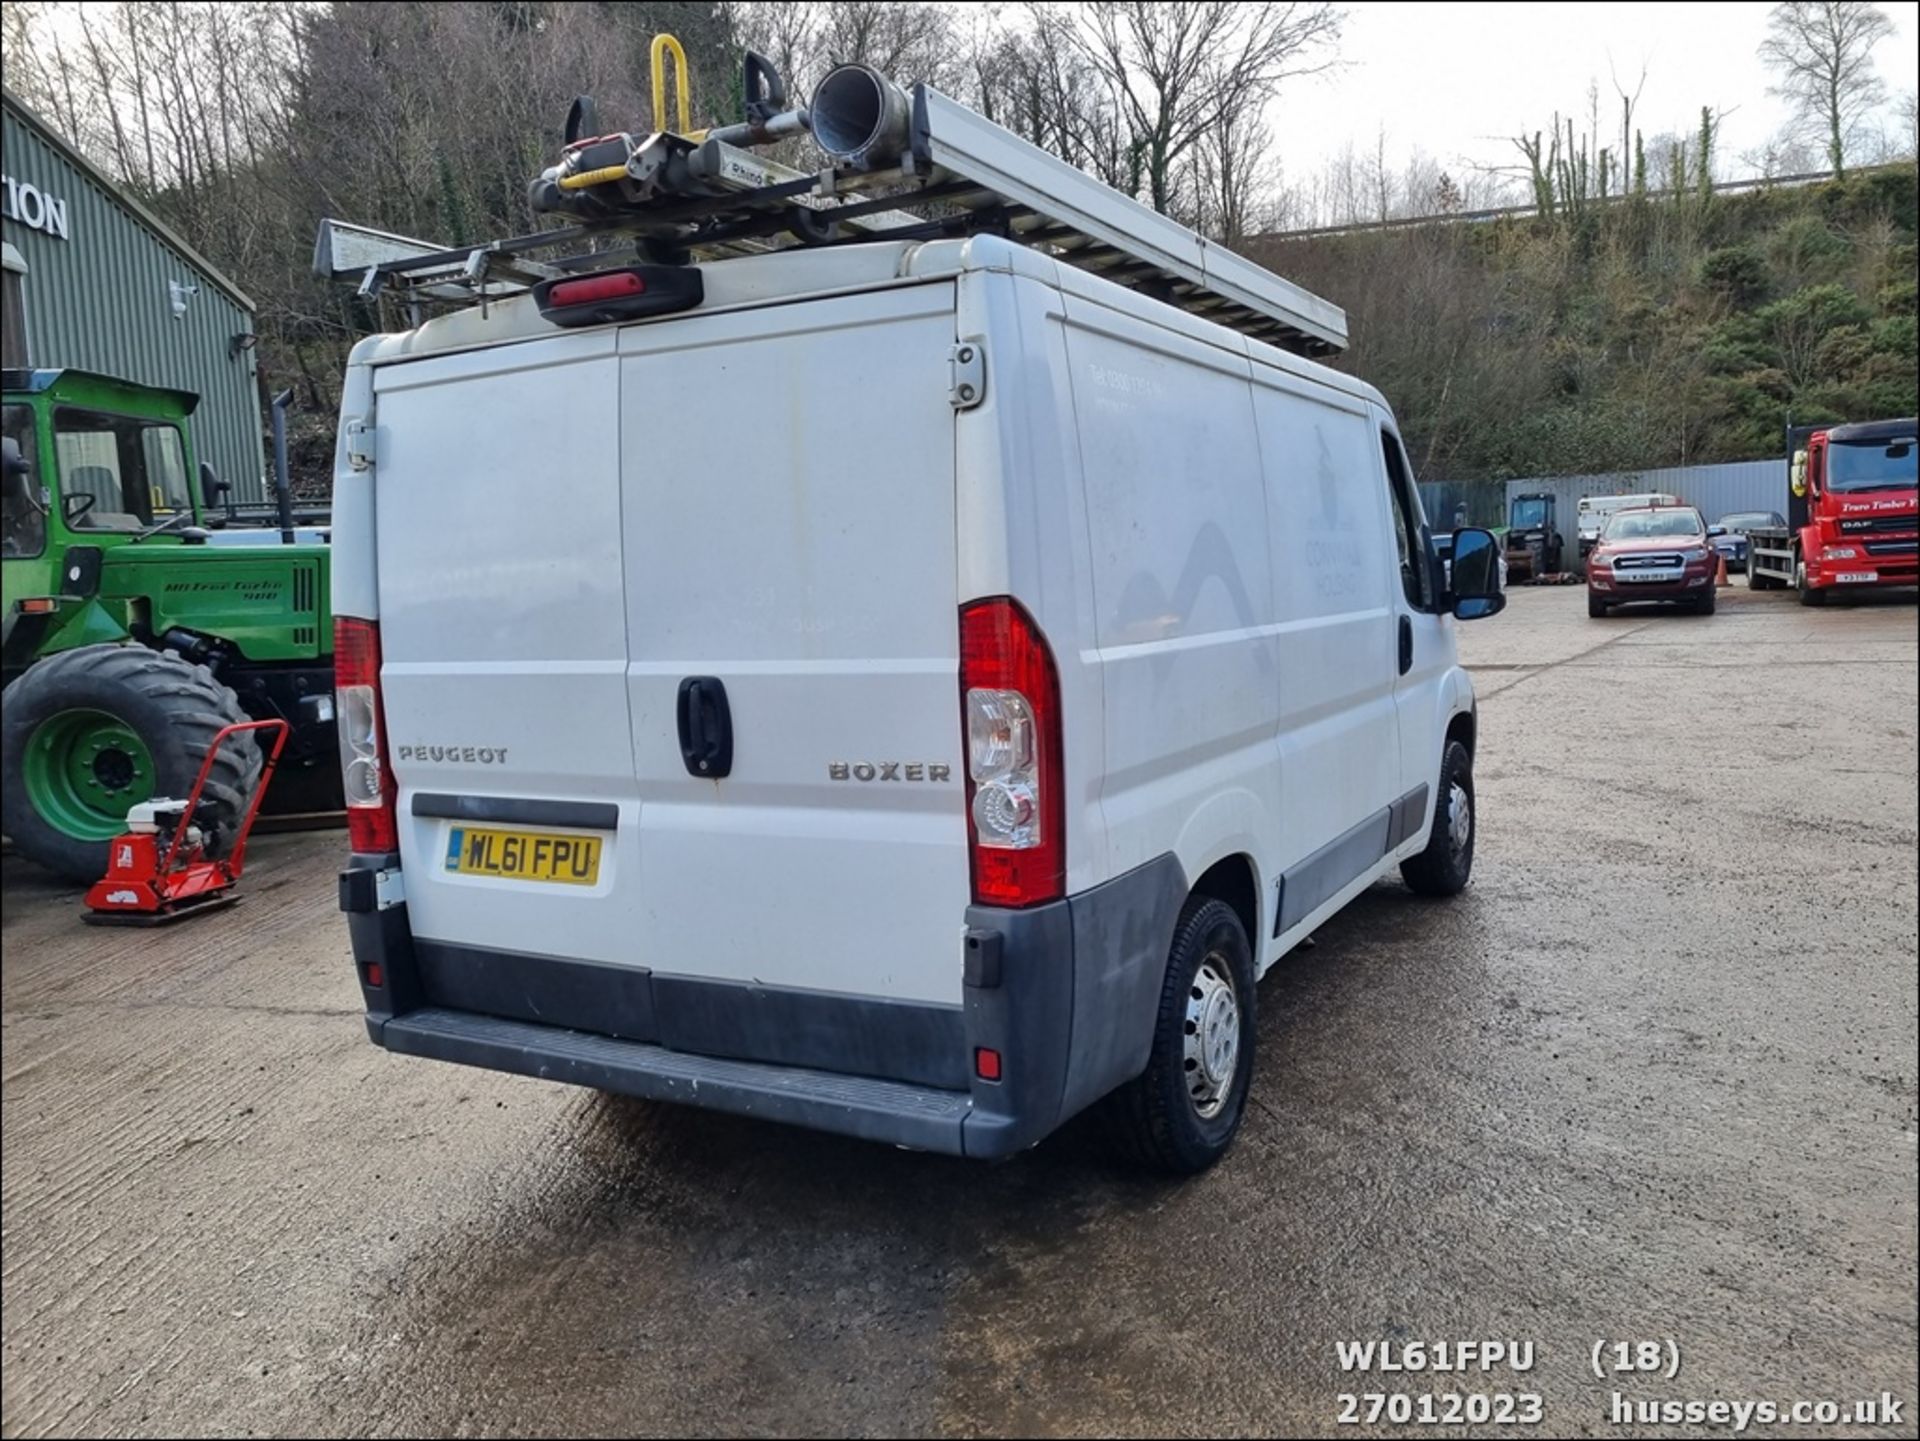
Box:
[1402,740,1475,898]
[1694,588,1716,615]
[1108,897,1256,1175]
[1587,594,1609,618]
[1,644,261,884]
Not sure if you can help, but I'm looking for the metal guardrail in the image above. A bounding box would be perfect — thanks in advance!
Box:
[1256,162,1912,243]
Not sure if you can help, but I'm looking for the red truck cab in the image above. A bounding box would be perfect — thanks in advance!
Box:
[1749,419,1918,604]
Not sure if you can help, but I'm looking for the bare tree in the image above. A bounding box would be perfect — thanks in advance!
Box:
[1037,1,1342,215]
[974,12,1134,193]
[812,1,965,93]
[1758,0,1896,176]
[1194,104,1278,243]
[1609,57,1647,180]
[732,1,820,101]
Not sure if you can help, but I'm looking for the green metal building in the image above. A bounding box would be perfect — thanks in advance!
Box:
[3,87,266,502]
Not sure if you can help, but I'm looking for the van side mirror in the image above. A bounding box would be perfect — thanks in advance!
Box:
[1707,524,1728,539]
[1448,527,1505,621]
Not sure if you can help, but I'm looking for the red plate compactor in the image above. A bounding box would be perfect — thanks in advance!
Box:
[83,719,289,926]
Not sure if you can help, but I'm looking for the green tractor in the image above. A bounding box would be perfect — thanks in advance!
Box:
[2,368,337,882]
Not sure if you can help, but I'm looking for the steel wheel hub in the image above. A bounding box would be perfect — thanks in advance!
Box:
[1448,780,1472,857]
[1183,957,1241,1119]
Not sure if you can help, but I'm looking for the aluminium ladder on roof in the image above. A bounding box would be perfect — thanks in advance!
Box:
[314,83,1348,357]
[908,88,1346,356]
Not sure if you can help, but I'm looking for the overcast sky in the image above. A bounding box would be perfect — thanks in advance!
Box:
[1265,0,1920,190]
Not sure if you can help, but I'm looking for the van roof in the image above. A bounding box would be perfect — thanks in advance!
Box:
[352,233,1388,412]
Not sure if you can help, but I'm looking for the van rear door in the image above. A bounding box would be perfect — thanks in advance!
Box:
[375,286,970,1011]
[372,331,641,967]
[617,286,969,1007]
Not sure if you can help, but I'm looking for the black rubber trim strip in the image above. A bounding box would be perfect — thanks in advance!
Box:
[408,941,969,1091]
[1386,782,1432,851]
[1276,804,1393,936]
[410,793,619,831]
[381,1007,975,1155]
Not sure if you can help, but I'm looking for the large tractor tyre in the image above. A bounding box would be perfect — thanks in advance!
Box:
[1,645,262,884]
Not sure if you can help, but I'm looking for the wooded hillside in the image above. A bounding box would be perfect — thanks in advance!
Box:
[4,2,1915,488]
[1253,164,1918,482]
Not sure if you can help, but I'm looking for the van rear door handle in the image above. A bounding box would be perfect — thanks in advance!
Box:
[677,676,734,779]
[1398,616,1413,675]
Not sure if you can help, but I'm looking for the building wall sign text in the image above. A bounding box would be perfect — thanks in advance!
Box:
[2,175,71,240]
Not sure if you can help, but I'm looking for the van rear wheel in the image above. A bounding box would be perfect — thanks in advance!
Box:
[1107,897,1256,1175]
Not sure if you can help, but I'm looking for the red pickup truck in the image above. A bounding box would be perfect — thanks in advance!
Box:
[1586,504,1720,618]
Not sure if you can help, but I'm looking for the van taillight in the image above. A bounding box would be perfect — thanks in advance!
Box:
[334,617,397,855]
[959,597,1064,908]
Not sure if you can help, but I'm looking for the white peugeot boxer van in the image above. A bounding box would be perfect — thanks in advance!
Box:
[328,73,1505,1173]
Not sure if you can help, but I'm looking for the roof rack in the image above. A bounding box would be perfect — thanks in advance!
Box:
[315,51,1346,357]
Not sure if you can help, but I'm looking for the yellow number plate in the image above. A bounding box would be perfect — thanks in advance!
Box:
[444,826,603,886]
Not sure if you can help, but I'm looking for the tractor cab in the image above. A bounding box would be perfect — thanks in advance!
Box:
[1504,492,1563,582]
[1,368,208,546]
[2,368,340,883]
[3,369,216,651]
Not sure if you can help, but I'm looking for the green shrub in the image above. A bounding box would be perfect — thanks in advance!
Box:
[1698,244,1769,302]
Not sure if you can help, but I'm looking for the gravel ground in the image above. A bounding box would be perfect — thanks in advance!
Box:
[3,582,1915,1439]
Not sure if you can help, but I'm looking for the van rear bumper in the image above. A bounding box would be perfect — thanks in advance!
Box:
[379,1005,980,1153]
[341,853,1187,1159]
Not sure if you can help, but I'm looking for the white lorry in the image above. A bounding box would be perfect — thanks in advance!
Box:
[325,61,1506,1172]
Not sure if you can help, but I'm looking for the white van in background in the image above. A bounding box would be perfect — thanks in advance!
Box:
[1577,491,1682,559]
[330,234,1506,1173]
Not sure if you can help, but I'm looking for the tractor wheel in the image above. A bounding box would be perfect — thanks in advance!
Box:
[1,644,261,884]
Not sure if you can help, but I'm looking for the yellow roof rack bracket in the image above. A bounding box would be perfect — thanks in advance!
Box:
[651,33,693,136]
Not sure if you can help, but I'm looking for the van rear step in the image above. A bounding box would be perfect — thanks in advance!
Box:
[377,1007,976,1153]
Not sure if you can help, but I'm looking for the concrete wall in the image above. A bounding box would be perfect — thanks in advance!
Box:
[3,91,265,502]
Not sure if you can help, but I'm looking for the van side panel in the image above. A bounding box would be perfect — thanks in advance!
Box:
[1059,293,1279,919]
[1250,366,1401,952]
[617,286,970,1007]
[954,267,1111,891]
